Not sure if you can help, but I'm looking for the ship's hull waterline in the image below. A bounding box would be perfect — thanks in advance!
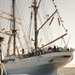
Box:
[4,51,73,75]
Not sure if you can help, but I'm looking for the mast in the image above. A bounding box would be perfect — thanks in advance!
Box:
[12,0,16,55]
[33,0,38,50]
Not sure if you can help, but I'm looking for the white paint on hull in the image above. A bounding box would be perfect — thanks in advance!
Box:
[4,52,73,75]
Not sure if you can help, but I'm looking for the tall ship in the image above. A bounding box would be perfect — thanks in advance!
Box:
[0,0,74,75]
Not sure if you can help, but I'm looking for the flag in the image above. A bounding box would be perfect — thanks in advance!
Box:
[58,18,60,26]
[66,29,68,32]
[60,19,64,22]
[49,17,54,25]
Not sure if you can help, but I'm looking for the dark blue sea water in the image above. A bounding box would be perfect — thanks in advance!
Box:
[0,67,75,75]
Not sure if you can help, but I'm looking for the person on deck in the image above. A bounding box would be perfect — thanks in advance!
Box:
[48,47,52,53]
[53,45,57,52]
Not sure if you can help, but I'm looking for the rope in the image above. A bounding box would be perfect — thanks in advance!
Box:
[37,12,50,43]
[17,0,31,50]
[37,0,41,9]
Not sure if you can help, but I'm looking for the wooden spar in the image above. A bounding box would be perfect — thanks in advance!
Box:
[37,10,57,32]
[0,30,12,36]
[0,16,21,24]
[0,30,20,40]
[0,10,20,20]
[40,33,67,48]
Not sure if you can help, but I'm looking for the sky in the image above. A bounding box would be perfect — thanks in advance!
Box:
[0,0,75,66]
[55,0,75,48]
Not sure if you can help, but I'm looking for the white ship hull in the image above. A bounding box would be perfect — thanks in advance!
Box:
[4,51,73,75]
